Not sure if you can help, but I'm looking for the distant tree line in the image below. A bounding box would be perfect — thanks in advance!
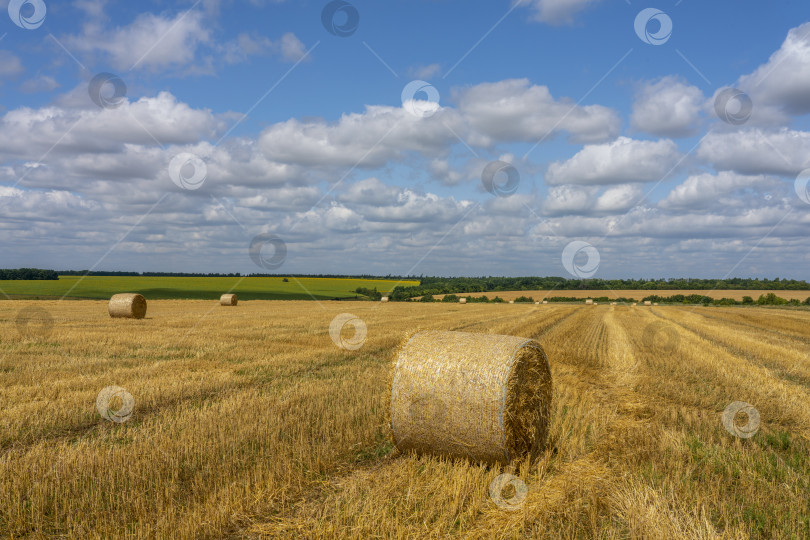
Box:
[409,292,810,306]
[58,270,245,277]
[0,268,59,280]
[389,276,810,300]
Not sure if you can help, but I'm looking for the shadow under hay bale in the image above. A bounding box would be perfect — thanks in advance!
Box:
[389,330,552,464]
[220,293,238,306]
[108,293,147,319]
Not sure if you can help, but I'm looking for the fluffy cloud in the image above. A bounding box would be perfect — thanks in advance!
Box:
[631,76,705,138]
[0,51,24,78]
[456,79,620,145]
[737,22,810,121]
[62,10,308,74]
[522,0,602,25]
[660,171,780,210]
[697,129,810,176]
[66,11,211,72]
[545,137,682,185]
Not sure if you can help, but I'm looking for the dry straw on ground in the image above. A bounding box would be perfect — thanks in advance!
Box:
[220,294,238,306]
[389,330,553,464]
[108,293,147,319]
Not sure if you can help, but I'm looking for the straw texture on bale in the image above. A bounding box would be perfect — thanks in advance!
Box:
[389,330,553,464]
[108,293,147,319]
[585,299,594,305]
[220,293,238,306]
[459,298,467,304]
[381,296,389,303]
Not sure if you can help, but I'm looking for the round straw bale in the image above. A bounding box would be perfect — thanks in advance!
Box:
[108,293,147,319]
[459,298,467,304]
[381,296,389,303]
[389,330,552,464]
[542,300,548,304]
[585,299,594,305]
[220,293,238,306]
[653,302,659,306]
[644,300,652,306]
[508,300,515,304]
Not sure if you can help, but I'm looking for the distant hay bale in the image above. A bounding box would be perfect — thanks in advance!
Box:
[610,302,617,305]
[644,301,652,306]
[108,293,147,319]
[381,296,389,303]
[220,293,237,306]
[542,300,548,304]
[508,300,515,304]
[389,330,552,464]
[459,298,467,304]
[534,302,540,305]
[632,303,637,306]
[653,302,659,306]
[585,299,594,305]
[594,302,598,305]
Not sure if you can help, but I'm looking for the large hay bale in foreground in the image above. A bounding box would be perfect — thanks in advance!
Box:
[390,330,552,464]
[220,293,238,306]
[108,293,147,319]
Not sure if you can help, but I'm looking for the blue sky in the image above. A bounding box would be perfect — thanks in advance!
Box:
[2,0,810,278]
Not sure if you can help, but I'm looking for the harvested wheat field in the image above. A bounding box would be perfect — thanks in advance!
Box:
[1,300,809,539]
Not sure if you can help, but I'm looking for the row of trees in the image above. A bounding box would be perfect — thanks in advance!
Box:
[395,292,810,306]
[390,276,810,300]
[0,268,58,280]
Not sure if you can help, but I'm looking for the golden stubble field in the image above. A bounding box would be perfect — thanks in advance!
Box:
[1,300,809,539]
